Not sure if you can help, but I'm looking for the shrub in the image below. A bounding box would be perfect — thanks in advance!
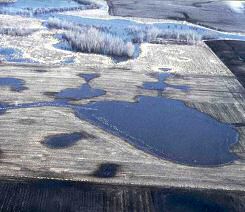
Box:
[46,17,88,32]
[46,17,109,33]
[63,28,135,58]
[47,18,135,58]
[127,25,203,44]
[127,26,162,43]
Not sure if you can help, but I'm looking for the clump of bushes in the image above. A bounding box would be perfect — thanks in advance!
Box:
[127,26,162,43]
[63,28,135,58]
[127,25,203,44]
[46,17,109,33]
[46,17,87,32]
[47,18,135,58]
[47,17,209,59]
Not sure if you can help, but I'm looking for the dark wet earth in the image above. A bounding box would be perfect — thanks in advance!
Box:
[206,40,245,89]
[0,178,244,212]
[107,0,245,33]
[41,129,96,149]
[92,163,120,178]
[42,132,87,149]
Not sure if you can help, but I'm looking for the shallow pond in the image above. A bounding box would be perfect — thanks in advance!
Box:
[75,95,238,166]
[143,72,189,92]
[0,77,27,92]
[56,73,106,101]
[0,47,36,63]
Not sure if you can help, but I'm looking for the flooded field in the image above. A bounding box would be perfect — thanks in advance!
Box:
[0,71,239,166]
[0,0,245,210]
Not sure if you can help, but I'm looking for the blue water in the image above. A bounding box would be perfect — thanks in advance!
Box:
[75,96,238,166]
[56,83,106,101]
[0,47,37,63]
[0,48,15,55]
[0,71,239,166]
[0,103,6,115]
[143,73,189,92]
[79,73,100,83]
[0,77,27,92]
[55,72,105,100]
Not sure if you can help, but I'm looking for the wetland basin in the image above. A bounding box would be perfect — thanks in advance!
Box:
[0,72,240,166]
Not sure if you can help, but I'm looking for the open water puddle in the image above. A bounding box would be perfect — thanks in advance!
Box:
[0,77,27,92]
